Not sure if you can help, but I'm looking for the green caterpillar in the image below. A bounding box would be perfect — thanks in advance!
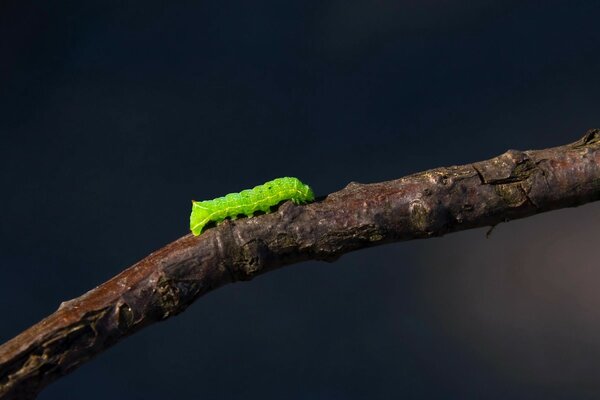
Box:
[190,177,315,236]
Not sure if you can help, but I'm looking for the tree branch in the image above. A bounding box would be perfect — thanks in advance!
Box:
[1,130,599,399]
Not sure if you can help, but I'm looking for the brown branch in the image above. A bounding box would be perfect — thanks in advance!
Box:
[1,130,599,399]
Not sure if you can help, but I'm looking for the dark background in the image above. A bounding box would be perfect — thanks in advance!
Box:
[1,1,599,399]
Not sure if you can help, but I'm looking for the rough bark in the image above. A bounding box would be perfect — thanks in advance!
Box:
[1,130,599,399]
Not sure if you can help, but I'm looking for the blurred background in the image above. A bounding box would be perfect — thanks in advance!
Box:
[1,1,599,399]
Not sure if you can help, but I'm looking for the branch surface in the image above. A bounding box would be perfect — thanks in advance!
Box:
[1,130,599,399]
